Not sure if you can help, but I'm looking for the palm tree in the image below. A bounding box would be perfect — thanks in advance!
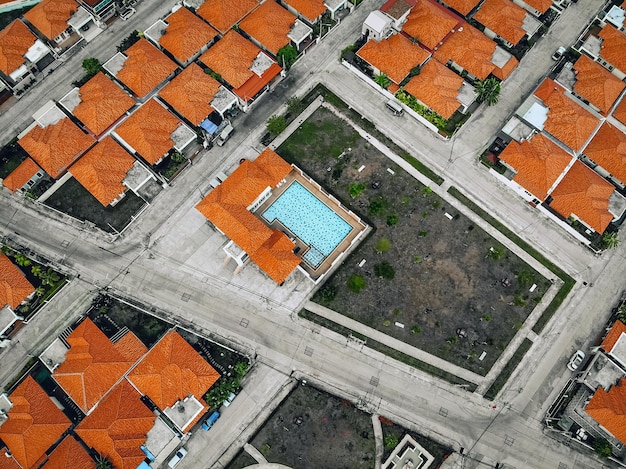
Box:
[374,72,390,89]
[31,265,42,277]
[95,454,114,469]
[603,231,619,250]
[476,77,501,106]
[14,253,31,267]
[39,268,60,286]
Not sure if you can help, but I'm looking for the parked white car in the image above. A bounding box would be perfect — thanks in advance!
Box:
[567,350,585,371]
[167,448,188,468]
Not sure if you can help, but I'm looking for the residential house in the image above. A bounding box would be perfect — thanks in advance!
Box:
[18,103,95,179]
[580,24,626,80]
[281,0,327,25]
[379,0,416,30]
[113,98,196,166]
[196,0,260,34]
[195,148,301,284]
[404,58,475,120]
[599,320,626,367]
[323,0,348,20]
[0,253,35,339]
[362,10,393,41]
[583,123,626,188]
[103,38,178,100]
[438,0,481,16]
[40,435,95,469]
[357,33,430,93]
[570,54,625,116]
[0,449,20,469]
[159,63,238,126]
[2,158,44,194]
[585,378,626,446]
[199,31,282,109]
[75,0,116,25]
[0,376,71,469]
[144,6,218,67]
[239,0,312,56]
[614,96,626,128]
[58,71,135,137]
[0,20,53,93]
[512,0,553,17]
[127,330,220,433]
[472,0,541,48]
[69,137,144,207]
[23,0,81,53]
[402,0,463,52]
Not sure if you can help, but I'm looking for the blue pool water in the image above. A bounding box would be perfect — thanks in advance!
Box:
[262,181,353,268]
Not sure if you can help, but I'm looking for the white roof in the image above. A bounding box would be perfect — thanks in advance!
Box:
[605,5,625,29]
[24,39,49,63]
[522,102,548,130]
[364,10,392,34]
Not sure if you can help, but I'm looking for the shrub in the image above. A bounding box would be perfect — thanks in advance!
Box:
[318,285,337,303]
[514,295,527,307]
[348,182,366,199]
[488,246,504,260]
[347,274,366,293]
[386,213,398,226]
[374,262,395,280]
[267,115,287,136]
[384,434,399,449]
[375,237,392,253]
[287,96,304,115]
[481,314,492,322]
[593,438,612,458]
[418,230,428,237]
[411,325,421,334]
[277,44,298,70]
[517,269,533,288]
[369,197,388,215]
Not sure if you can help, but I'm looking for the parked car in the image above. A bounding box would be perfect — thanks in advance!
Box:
[567,350,585,371]
[167,448,188,468]
[552,46,566,61]
[120,7,136,20]
[201,411,220,431]
[222,392,236,407]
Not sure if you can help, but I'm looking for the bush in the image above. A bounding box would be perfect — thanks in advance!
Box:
[287,96,304,115]
[277,44,298,70]
[347,274,366,293]
[593,438,612,457]
[384,434,399,449]
[369,197,388,215]
[374,262,395,280]
[411,325,421,334]
[375,237,392,253]
[348,182,366,199]
[267,115,287,136]
[386,213,398,226]
[318,285,337,304]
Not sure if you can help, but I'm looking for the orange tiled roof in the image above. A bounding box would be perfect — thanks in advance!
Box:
[3,157,41,192]
[116,39,178,99]
[473,0,527,46]
[573,54,625,115]
[404,59,463,119]
[114,99,180,165]
[52,317,147,413]
[499,133,572,200]
[0,376,70,469]
[69,137,136,207]
[159,7,218,64]
[0,449,20,469]
[614,97,626,127]
[18,117,94,179]
[584,123,626,185]
[127,331,219,430]
[197,0,260,34]
[441,0,480,15]
[23,0,77,41]
[75,380,155,469]
[73,72,135,136]
[599,25,626,74]
[357,34,430,84]
[403,0,461,51]
[0,252,35,309]
[41,435,94,469]
[549,160,614,233]
[195,149,300,284]
[283,0,326,22]
[534,79,601,152]
[159,63,221,126]
[601,320,626,354]
[491,54,519,81]
[239,0,296,56]
[234,61,282,102]
[199,31,261,89]
[586,378,626,445]
[523,0,552,13]
[433,23,496,80]
[0,20,37,76]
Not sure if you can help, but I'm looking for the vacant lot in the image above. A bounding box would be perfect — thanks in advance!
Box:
[278,107,549,375]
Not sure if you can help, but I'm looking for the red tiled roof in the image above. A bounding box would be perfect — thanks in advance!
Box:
[357,34,430,84]
[195,149,300,284]
[403,0,461,51]
[116,39,178,99]
[584,123,626,185]
[23,0,77,41]
[199,31,262,89]
[441,0,480,15]
[283,0,326,22]
[234,62,282,102]
[549,160,614,233]
[491,54,519,81]
[75,381,155,469]
[159,63,221,125]
[3,157,41,192]
[601,320,626,354]
[573,54,625,115]
[196,0,260,34]
[433,23,496,80]
[534,79,600,152]
[18,117,94,179]
[0,20,37,76]
[159,7,218,64]
[73,72,135,136]
[0,253,35,309]
[114,99,180,165]
[473,0,527,46]
[52,317,147,413]
[239,0,296,56]
[586,378,626,445]
[69,137,136,207]
[127,331,220,431]
[0,376,70,469]
[0,449,20,469]
[523,0,552,14]
[614,97,626,127]
[599,25,626,74]
[41,435,94,469]
[404,59,463,119]
[499,133,572,200]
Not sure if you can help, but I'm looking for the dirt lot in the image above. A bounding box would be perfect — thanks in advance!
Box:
[277,107,550,375]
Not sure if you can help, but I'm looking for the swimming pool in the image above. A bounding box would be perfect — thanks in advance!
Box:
[261,181,353,268]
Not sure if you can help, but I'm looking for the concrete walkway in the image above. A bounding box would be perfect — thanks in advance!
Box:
[269,96,324,150]
[243,443,267,465]
[372,414,384,469]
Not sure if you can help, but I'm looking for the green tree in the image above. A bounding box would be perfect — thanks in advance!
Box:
[369,197,388,215]
[386,213,398,226]
[95,454,114,469]
[375,237,391,253]
[318,284,337,304]
[31,265,42,277]
[170,151,184,163]
[348,182,366,199]
[266,115,287,136]
[593,437,612,458]
[347,274,366,293]
[476,77,501,106]
[39,268,60,286]
[286,96,304,115]
[602,231,619,249]
[384,434,399,449]
[14,253,30,267]
[34,286,45,297]
[82,57,102,77]
[374,262,395,280]
[277,44,298,70]
[374,72,390,89]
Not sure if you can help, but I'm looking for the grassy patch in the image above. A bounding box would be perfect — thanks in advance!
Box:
[483,338,533,400]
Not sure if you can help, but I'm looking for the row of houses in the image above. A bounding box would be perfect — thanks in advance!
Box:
[491,0,626,243]
[0,253,37,341]
[0,316,221,468]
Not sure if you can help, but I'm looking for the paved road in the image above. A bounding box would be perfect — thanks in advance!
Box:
[0,0,621,468]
